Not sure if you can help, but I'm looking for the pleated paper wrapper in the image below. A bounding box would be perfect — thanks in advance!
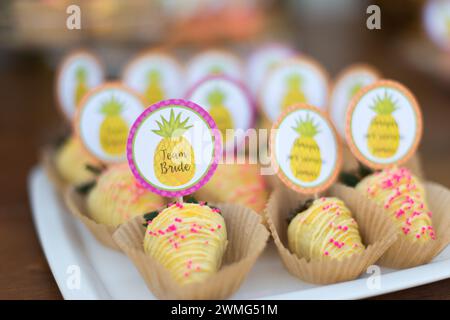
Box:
[64,187,120,250]
[375,182,450,268]
[41,146,68,192]
[113,202,270,299]
[265,183,398,285]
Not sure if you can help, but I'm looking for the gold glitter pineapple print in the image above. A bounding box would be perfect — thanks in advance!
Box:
[99,96,129,156]
[207,88,233,138]
[367,92,400,158]
[152,109,196,186]
[289,114,322,182]
[74,66,88,107]
[282,74,306,111]
[144,70,164,105]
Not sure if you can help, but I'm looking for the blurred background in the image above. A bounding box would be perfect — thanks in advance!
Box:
[0,0,449,299]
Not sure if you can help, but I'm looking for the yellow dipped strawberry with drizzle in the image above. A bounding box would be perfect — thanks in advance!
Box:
[194,163,268,213]
[356,167,435,242]
[87,163,165,227]
[143,202,227,285]
[55,136,100,185]
[288,197,365,260]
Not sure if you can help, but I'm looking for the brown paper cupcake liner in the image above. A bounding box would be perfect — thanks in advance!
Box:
[265,183,398,284]
[41,146,68,192]
[64,187,120,250]
[375,182,450,268]
[113,202,270,299]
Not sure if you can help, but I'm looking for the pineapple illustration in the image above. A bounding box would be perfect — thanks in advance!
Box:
[367,92,400,158]
[209,65,223,75]
[144,70,164,105]
[349,82,363,99]
[282,74,306,111]
[207,88,234,138]
[99,96,129,156]
[74,67,88,107]
[446,15,450,38]
[289,114,322,182]
[152,109,195,186]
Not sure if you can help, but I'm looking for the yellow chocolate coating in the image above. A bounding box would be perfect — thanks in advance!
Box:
[356,167,435,242]
[87,163,165,227]
[55,137,99,185]
[144,203,227,285]
[195,163,268,213]
[288,197,365,261]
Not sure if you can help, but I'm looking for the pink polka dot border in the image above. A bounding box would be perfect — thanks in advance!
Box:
[127,99,221,198]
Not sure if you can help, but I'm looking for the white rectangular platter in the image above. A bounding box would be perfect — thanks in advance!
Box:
[28,166,450,300]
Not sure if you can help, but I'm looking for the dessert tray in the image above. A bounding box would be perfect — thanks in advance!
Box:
[28,166,450,300]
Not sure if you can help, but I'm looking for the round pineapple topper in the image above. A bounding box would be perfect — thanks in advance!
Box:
[329,64,381,139]
[122,50,184,105]
[186,50,243,88]
[186,75,255,152]
[423,0,450,51]
[271,104,342,194]
[75,83,146,164]
[246,43,295,95]
[345,80,423,169]
[260,56,329,123]
[127,99,221,197]
[56,50,104,121]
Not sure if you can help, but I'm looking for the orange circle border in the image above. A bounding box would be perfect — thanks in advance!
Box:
[328,63,382,114]
[345,79,423,170]
[55,49,105,123]
[73,81,147,165]
[270,103,343,195]
[259,55,331,124]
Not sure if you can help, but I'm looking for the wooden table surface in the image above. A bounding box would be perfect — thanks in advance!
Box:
[0,17,449,299]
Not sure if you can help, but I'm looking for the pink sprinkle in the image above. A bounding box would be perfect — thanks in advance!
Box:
[210,228,215,232]
[196,266,201,271]
[324,251,329,256]
[167,224,177,232]
[158,230,165,235]
[204,241,209,245]
[217,224,222,229]
[395,209,405,218]
[184,272,189,277]
[190,228,198,233]
[181,235,186,239]
[343,226,348,231]
[199,201,206,206]
[174,217,182,223]
[329,238,334,243]
[416,234,421,239]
